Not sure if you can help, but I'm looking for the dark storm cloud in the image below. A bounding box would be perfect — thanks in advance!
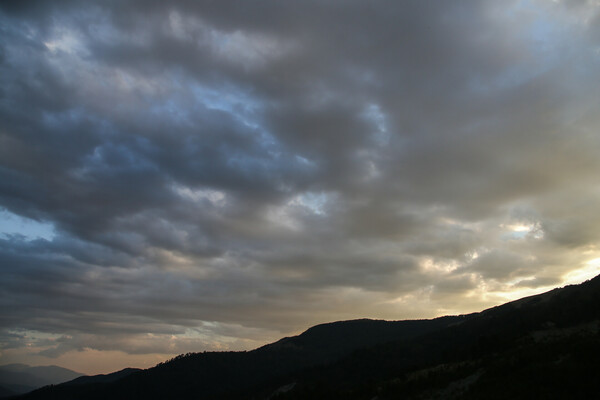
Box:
[2,0,600,365]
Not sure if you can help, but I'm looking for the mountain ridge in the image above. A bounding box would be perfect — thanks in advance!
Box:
[16,275,600,399]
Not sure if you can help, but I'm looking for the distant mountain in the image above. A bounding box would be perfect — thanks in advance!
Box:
[0,385,15,398]
[0,364,82,396]
[18,275,600,399]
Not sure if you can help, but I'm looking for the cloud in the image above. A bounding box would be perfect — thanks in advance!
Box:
[2,0,600,372]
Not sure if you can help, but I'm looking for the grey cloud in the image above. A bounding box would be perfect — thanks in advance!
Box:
[465,249,536,280]
[2,0,600,366]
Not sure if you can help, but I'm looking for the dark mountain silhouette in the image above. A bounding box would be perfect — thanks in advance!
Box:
[18,318,466,400]
[62,368,141,386]
[0,364,82,396]
[17,275,600,399]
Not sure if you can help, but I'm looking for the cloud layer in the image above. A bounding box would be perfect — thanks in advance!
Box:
[1,0,600,373]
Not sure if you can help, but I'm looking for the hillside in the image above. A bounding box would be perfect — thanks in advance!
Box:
[62,368,141,386]
[18,275,600,399]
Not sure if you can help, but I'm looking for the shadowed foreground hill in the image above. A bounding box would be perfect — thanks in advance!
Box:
[19,275,600,399]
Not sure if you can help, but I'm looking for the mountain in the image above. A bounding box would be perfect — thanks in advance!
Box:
[0,364,82,396]
[0,386,15,398]
[277,276,600,399]
[19,318,467,400]
[18,275,600,399]
[63,368,141,386]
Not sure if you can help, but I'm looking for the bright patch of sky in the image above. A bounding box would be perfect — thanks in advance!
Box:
[289,191,330,215]
[211,29,282,67]
[488,282,556,303]
[172,184,226,206]
[265,205,300,231]
[500,222,543,240]
[563,257,600,285]
[363,103,390,146]
[167,10,290,69]
[264,192,331,231]
[0,209,55,241]
[190,83,261,117]
[188,82,280,154]
[295,155,317,169]
[43,27,88,56]
[468,1,572,94]
[420,257,461,274]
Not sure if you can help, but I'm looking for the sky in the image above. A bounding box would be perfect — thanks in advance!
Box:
[1,0,600,375]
